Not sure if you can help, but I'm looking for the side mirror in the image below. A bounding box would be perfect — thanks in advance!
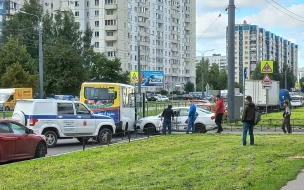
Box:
[26,128,34,134]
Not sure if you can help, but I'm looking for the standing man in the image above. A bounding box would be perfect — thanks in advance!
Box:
[242,96,256,146]
[187,100,196,134]
[282,101,291,134]
[160,105,174,134]
[215,95,225,133]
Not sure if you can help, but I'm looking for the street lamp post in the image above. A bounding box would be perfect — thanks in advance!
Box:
[196,49,214,99]
[19,11,43,99]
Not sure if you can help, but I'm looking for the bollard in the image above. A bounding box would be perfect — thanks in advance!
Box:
[128,131,131,143]
[82,137,86,151]
[107,134,111,146]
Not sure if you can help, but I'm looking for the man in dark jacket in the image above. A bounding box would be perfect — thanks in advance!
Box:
[215,95,225,133]
[282,101,291,134]
[161,105,174,134]
[242,96,256,146]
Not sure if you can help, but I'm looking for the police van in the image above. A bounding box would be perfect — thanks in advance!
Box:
[12,99,116,147]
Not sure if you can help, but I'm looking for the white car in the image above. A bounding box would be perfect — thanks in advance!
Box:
[290,95,303,107]
[156,95,169,101]
[136,107,217,133]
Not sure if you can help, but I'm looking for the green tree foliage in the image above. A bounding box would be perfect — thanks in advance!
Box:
[1,0,43,60]
[0,38,37,75]
[89,53,129,83]
[252,61,295,90]
[300,77,304,92]
[196,60,228,91]
[184,82,195,93]
[1,63,38,90]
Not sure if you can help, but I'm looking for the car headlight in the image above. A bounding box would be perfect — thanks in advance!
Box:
[137,120,143,124]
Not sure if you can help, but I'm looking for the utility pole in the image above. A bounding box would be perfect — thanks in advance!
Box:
[227,0,236,122]
[19,11,43,99]
[285,70,287,90]
[201,56,205,99]
[137,42,141,94]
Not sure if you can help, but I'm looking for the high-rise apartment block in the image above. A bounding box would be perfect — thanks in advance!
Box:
[227,20,298,84]
[38,0,197,91]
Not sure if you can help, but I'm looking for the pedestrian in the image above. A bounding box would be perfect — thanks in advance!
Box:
[215,95,225,133]
[187,100,196,134]
[242,96,256,146]
[281,101,291,134]
[160,105,174,134]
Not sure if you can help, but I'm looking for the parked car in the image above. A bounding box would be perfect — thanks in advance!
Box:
[136,107,217,133]
[290,95,304,108]
[0,119,47,163]
[12,99,116,147]
[192,100,211,105]
[146,94,156,101]
[168,94,184,100]
[156,95,169,101]
[195,103,227,120]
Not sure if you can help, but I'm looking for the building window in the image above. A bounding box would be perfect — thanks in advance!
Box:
[95,10,99,16]
[107,52,116,57]
[87,1,89,6]
[107,31,114,36]
[95,21,99,27]
[95,32,99,37]
[75,11,79,16]
[105,20,117,25]
[107,10,113,15]
[107,42,114,47]
[75,1,79,6]
[105,0,116,4]
[94,42,99,48]
[95,0,99,6]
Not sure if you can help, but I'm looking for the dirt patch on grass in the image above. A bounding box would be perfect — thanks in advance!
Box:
[289,156,304,159]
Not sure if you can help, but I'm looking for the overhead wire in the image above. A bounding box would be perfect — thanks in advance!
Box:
[264,0,304,23]
[196,6,227,42]
[270,0,304,19]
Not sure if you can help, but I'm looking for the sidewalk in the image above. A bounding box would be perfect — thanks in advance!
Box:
[281,169,304,190]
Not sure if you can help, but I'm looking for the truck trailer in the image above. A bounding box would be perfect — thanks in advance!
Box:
[245,80,280,112]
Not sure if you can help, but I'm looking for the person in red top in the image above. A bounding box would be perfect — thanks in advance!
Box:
[215,95,225,133]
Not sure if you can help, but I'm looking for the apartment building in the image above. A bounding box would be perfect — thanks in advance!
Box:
[196,53,227,70]
[0,0,24,34]
[40,0,196,91]
[226,20,298,84]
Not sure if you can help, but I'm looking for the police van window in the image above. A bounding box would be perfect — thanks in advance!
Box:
[0,123,11,133]
[57,103,74,115]
[75,103,90,114]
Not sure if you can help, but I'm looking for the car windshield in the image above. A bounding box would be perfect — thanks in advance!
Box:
[161,96,166,98]
[0,94,10,101]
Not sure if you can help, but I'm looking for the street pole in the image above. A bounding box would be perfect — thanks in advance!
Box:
[227,0,236,122]
[137,41,141,94]
[285,70,287,90]
[201,55,205,100]
[243,67,246,116]
[19,11,43,99]
[38,21,43,99]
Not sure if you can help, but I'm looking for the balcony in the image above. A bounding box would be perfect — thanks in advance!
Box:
[172,72,179,76]
[171,14,179,19]
[138,2,149,8]
[184,17,190,23]
[172,64,179,69]
[185,73,191,77]
[171,47,178,52]
[171,30,178,35]
[105,4,117,9]
[138,12,148,18]
[171,39,178,44]
[105,36,117,41]
[105,25,118,30]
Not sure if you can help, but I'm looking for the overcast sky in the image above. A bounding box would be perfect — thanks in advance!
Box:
[196,0,304,68]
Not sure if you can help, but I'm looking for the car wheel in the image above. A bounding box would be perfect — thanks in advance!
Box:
[195,123,207,133]
[35,142,46,158]
[144,124,156,135]
[43,130,58,148]
[77,137,90,144]
[97,128,112,145]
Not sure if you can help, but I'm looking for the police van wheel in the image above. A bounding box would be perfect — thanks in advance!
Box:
[43,130,58,148]
[97,128,112,145]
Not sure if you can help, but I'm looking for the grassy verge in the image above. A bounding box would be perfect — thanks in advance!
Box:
[0,111,13,118]
[1,134,304,189]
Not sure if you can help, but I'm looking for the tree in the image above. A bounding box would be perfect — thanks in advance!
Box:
[196,59,209,91]
[207,63,220,90]
[218,69,228,90]
[0,38,37,75]
[1,63,38,90]
[184,82,195,93]
[300,77,304,92]
[89,53,129,83]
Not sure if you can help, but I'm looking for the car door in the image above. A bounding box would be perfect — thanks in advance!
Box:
[171,109,180,131]
[0,122,16,161]
[75,103,95,134]
[9,122,34,158]
[177,108,190,130]
[57,103,77,134]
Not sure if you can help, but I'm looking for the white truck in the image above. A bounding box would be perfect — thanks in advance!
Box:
[245,80,280,112]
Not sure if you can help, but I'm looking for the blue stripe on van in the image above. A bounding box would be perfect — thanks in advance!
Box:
[24,114,111,120]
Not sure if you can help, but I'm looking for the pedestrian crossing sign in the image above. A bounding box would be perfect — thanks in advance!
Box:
[130,71,139,84]
[260,61,273,73]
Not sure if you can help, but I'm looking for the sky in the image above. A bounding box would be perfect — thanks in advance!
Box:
[196,0,304,68]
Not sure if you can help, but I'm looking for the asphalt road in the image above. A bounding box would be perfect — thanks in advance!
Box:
[47,133,154,157]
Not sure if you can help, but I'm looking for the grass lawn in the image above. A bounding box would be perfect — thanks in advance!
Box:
[1,134,304,189]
